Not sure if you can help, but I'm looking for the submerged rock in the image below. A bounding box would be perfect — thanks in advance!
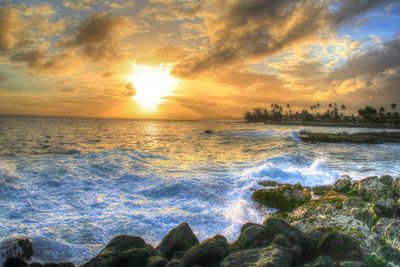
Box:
[156,223,199,260]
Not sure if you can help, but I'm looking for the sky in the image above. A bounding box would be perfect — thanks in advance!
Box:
[0,0,399,119]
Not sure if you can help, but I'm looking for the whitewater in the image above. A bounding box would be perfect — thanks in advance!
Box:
[0,115,399,265]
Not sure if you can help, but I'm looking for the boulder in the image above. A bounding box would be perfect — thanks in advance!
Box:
[319,232,363,261]
[373,197,396,217]
[0,237,33,261]
[82,235,151,267]
[312,185,333,195]
[220,246,293,267]
[334,178,352,194]
[252,184,311,212]
[303,256,336,267]
[372,218,400,250]
[376,245,400,266]
[147,256,168,267]
[379,175,394,185]
[4,258,28,267]
[231,223,270,250]
[156,223,199,259]
[164,259,181,267]
[43,264,74,267]
[355,176,391,201]
[180,234,229,267]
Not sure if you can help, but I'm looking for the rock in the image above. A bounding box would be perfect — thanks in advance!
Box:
[109,248,150,267]
[0,237,33,261]
[362,254,389,267]
[204,130,213,134]
[231,223,270,250]
[258,180,280,187]
[82,235,150,267]
[252,184,311,212]
[356,176,391,201]
[43,264,74,267]
[180,234,229,267]
[376,245,400,266]
[156,223,199,259]
[29,264,44,267]
[372,218,400,250]
[379,175,394,185]
[303,256,336,267]
[4,258,28,267]
[312,185,333,195]
[373,197,396,217]
[220,246,293,267]
[334,179,352,194]
[393,178,400,197]
[319,232,364,261]
[339,261,363,267]
[147,256,168,267]
[164,259,181,267]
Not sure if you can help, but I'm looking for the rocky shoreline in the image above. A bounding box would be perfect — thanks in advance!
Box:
[2,175,400,267]
[298,131,400,144]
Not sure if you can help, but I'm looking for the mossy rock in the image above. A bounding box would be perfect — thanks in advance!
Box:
[156,223,199,260]
[319,232,364,261]
[363,254,390,267]
[252,184,311,212]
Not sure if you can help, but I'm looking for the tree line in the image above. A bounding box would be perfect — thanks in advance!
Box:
[244,103,400,125]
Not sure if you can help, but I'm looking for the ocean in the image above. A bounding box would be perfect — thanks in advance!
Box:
[0,115,399,264]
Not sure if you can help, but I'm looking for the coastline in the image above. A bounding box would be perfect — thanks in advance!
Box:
[240,121,400,130]
[3,175,400,267]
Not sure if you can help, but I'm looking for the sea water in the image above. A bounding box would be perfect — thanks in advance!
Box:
[0,115,399,264]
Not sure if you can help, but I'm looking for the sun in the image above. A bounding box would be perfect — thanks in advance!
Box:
[127,64,179,111]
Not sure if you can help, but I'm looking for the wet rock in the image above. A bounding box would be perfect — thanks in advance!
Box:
[258,180,280,187]
[319,232,364,261]
[0,237,33,261]
[28,264,44,267]
[334,178,352,194]
[355,176,391,201]
[373,197,396,217]
[312,185,333,195]
[376,245,400,266]
[43,264,74,267]
[147,256,168,267]
[252,184,311,212]
[220,246,293,267]
[180,234,229,267]
[4,258,28,267]
[303,256,336,267]
[164,259,181,267]
[379,175,394,185]
[156,223,199,259]
[372,218,400,250]
[231,223,270,250]
[82,235,150,267]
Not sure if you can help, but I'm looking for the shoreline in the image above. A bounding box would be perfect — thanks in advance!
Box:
[240,121,400,130]
[3,175,400,267]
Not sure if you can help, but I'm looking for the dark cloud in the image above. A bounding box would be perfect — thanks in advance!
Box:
[329,36,400,81]
[10,47,80,73]
[173,0,395,78]
[64,13,135,61]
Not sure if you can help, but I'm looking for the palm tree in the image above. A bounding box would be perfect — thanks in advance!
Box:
[341,104,346,117]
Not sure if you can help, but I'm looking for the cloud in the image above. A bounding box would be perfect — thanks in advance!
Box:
[63,13,135,61]
[328,36,400,81]
[0,72,6,83]
[10,46,81,74]
[140,0,202,23]
[137,46,187,65]
[0,7,23,53]
[172,0,395,78]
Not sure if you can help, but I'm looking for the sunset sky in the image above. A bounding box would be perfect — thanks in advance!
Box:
[0,0,399,119]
